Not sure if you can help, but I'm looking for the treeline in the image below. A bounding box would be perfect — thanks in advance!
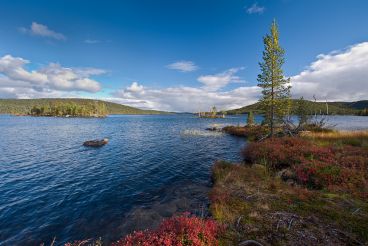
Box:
[226,99,367,116]
[29,102,108,117]
[357,108,368,116]
[0,98,167,116]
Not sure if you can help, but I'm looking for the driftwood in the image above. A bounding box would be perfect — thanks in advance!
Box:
[239,240,264,246]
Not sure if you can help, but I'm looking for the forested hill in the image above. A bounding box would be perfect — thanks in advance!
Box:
[226,99,368,116]
[0,98,167,116]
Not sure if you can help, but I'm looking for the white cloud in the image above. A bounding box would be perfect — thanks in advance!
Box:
[291,42,368,101]
[0,54,104,98]
[112,81,260,112]
[84,39,101,44]
[111,40,368,112]
[19,22,66,40]
[126,81,145,93]
[197,67,245,91]
[246,3,265,14]
[166,61,198,72]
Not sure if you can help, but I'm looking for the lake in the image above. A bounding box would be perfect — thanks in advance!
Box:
[0,114,367,245]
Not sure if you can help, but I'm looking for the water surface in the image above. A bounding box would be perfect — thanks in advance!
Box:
[0,114,366,245]
[0,114,247,245]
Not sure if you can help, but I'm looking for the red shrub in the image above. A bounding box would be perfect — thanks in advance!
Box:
[113,214,222,246]
[242,137,315,169]
[294,159,342,189]
[242,137,368,195]
[222,125,268,140]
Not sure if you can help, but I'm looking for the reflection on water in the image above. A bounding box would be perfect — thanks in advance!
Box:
[181,129,224,137]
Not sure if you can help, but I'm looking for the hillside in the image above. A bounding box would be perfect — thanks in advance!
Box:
[0,98,167,116]
[226,99,368,115]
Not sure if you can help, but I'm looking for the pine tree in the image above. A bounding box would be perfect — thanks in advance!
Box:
[257,20,291,136]
[247,111,255,126]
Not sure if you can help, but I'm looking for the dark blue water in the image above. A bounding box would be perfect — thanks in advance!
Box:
[0,114,248,245]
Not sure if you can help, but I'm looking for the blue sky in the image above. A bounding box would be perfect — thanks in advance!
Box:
[0,0,368,111]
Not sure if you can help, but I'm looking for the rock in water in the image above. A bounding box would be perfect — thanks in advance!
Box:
[83,138,108,147]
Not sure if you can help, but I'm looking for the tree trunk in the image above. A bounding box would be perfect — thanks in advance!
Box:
[270,57,275,137]
[271,85,274,137]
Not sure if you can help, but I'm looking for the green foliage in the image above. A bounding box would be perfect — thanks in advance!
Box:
[257,20,291,135]
[29,101,108,117]
[0,98,167,116]
[247,111,255,125]
[226,99,365,116]
[222,125,269,141]
[295,97,311,126]
[358,108,368,116]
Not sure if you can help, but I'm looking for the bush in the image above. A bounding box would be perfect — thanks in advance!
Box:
[222,125,268,140]
[113,214,222,246]
[242,137,316,169]
[242,137,368,195]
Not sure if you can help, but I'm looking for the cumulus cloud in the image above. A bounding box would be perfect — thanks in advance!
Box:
[246,3,265,14]
[19,22,66,40]
[0,54,104,98]
[197,67,245,91]
[111,39,368,112]
[126,81,145,93]
[166,61,198,72]
[112,81,260,112]
[291,42,368,101]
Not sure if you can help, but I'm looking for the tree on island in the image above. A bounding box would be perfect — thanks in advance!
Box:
[247,111,255,126]
[257,20,291,136]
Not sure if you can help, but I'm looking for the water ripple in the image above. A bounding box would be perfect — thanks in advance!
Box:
[1,114,365,245]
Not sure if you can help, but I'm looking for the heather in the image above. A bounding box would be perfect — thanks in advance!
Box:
[242,136,368,197]
[222,125,269,141]
[208,128,368,245]
[65,214,223,246]
[210,161,368,245]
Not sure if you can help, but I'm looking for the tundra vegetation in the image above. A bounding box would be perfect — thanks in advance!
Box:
[57,20,367,245]
[215,20,368,245]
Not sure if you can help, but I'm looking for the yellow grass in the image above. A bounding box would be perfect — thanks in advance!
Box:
[300,130,368,139]
[300,130,368,147]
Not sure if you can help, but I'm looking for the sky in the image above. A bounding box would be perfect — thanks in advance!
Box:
[0,0,367,112]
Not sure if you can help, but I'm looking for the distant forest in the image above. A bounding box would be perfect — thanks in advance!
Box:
[226,99,368,116]
[0,98,167,117]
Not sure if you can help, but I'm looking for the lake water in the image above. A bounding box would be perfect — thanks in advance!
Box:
[0,114,248,245]
[0,114,367,245]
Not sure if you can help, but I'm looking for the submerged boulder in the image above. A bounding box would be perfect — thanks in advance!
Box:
[83,138,108,147]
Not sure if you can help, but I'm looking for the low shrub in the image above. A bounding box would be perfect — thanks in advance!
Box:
[242,137,368,196]
[113,214,222,246]
[222,125,268,140]
[303,123,334,133]
[242,137,316,169]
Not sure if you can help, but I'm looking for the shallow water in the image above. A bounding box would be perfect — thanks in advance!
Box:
[0,114,247,245]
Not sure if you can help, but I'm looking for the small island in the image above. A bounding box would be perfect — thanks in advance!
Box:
[28,101,108,117]
[0,98,168,117]
[198,106,226,118]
